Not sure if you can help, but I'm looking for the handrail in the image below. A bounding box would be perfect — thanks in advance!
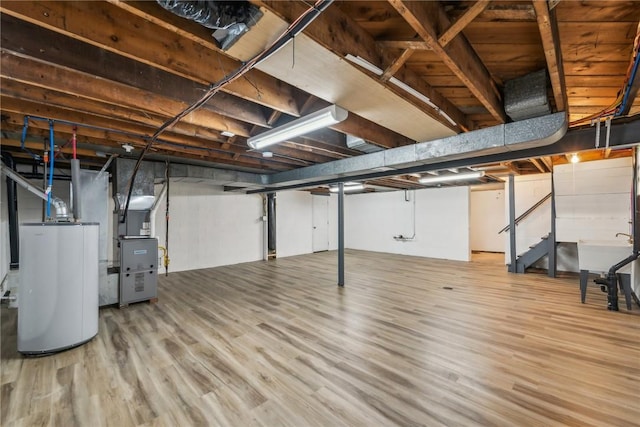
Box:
[498,192,552,234]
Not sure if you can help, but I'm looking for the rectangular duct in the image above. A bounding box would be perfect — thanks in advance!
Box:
[346,135,384,154]
[504,69,551,121]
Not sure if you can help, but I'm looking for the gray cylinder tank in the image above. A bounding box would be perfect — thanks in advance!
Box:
[18,223,99,355]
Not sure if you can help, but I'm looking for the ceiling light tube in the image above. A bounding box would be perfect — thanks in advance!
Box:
[247,105,348,150]
[419,170,485,184]
[329,183,364,193]
[389,77,438,109]
[345,54,383,76]
[438,109,457,127]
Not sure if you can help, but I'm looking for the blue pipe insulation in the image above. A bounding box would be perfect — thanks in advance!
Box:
[19,116,40,160]
[616,48,640,116]
[46,120,54,218]
[20,116,28,148]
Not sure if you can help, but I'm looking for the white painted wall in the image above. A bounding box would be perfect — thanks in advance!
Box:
[346,187,471,261]
[555,157,632,242]
[276,191,313,258]
[504,174,552,264]
[156,180,264,272]
[470,188,505,252]
[326,194,339,251]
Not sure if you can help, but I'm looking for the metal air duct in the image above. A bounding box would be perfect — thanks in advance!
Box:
[346,135,384,154]
[157,0,263,50]
[504,69,551,121]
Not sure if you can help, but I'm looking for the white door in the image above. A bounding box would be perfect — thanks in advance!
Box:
[312,196,329,252]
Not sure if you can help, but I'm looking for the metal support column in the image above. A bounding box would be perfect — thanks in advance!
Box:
[338,182,345,287]
[508,174,517,273]
[267,193,276,259]
[548,168,557,277]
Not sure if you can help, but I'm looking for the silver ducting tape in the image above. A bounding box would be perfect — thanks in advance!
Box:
[70,159,82,221]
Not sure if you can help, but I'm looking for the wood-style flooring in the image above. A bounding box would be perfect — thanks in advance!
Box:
[2,250,639,426]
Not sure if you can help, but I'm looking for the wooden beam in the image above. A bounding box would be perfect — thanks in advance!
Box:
[1,106,276,165]
[438,0,491,48]
[1,128,291,171]
[1,78,229,144]
[0,13,270,129]
[110,0,409,152]
[540,156,554,171]
[254,0,472,132]
[111,1,420,148]
[0,1,301,116]
[446,4,536,22]
[380,48,416,82]
[0,100,325,167]
[388,0,507,123]
[0,52,253,138]
[530,158,547,173]
[376,40,432,50]
[533,0,567,112]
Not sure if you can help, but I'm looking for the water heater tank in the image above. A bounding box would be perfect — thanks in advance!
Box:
[18,223,99,355]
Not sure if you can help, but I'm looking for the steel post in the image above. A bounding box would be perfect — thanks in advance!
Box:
[338,182,345,286]
[509,174,517,273]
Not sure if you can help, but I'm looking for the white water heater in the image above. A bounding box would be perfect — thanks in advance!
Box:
[18,223,99,355]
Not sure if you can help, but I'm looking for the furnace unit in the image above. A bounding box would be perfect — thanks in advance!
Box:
[112,158,158,307]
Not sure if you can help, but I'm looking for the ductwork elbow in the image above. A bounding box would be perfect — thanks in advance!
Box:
[52,197,70,221]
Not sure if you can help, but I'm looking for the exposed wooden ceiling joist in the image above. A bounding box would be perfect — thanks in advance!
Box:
[0,11,269,128]
[381,48,416,82]
[1,108,301,170]
[104,0,417,151]
[445,3,536,22]
[377,40,432,50]
[438,0,491,48]
[533,0,568,112]
[0,1,302,116]
[0,52,254,137]
[388,0,507,123]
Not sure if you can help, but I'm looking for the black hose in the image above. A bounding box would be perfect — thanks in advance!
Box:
[1,152,19,268]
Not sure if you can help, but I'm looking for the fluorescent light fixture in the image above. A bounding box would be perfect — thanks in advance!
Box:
[329,183,365,193]
[438,109,457,127]
[345,54,383,76]
[419,170,485,185]
[221,131,235,137]
[345,54,457,128]
[389,77,457,127]
[247,105,348,150]
[389,77,437,109]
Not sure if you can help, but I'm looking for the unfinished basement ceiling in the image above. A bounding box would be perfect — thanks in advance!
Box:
[0,1,639,191]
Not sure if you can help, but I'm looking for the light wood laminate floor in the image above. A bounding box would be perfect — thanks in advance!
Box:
[2,250,639,426]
